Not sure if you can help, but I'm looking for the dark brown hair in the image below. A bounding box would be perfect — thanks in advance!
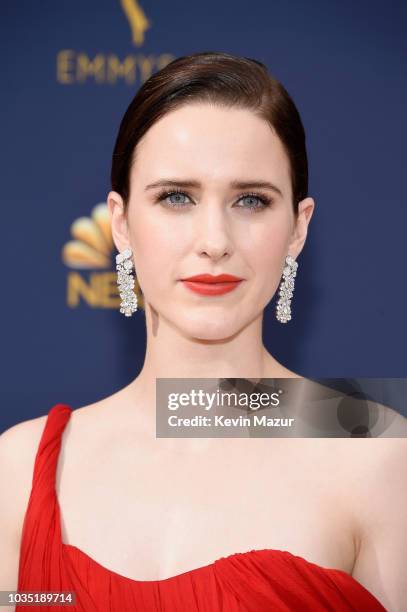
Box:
[111,51,308,216]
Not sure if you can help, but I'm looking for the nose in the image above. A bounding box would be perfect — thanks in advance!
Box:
[194,201,233,261]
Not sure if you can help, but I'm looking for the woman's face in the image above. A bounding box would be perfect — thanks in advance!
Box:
[109,103,314,340]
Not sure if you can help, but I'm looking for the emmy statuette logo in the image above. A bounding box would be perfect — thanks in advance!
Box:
[121,0,152,47]
[56,1,174,85]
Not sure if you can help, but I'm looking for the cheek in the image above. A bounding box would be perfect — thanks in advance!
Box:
[129,215,183,292]
[245,222,289,276]
[130,206,184,251]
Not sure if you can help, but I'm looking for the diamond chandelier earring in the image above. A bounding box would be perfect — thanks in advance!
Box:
[275,255,298,323]
[115,247,138,317]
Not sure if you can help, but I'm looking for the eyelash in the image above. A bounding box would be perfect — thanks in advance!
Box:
[154,188,273,213]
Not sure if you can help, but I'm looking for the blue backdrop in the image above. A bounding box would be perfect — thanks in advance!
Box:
[2,0,406,431]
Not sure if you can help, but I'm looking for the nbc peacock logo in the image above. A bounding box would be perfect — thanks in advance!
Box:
[62,203,143,311]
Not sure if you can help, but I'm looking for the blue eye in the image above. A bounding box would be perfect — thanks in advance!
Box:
[155,189,272,212]
[161,191,191,208]
[236,194,271,212]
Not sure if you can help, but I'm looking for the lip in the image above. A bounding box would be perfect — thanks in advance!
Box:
[181,274,243,283]
[180,274,244,296]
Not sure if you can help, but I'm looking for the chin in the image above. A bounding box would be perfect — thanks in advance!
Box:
[179,312,243,342]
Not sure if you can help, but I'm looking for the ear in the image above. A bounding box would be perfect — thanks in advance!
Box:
[107,191,131,254]
[288,197,315,259]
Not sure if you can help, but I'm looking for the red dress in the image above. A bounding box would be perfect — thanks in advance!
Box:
[17,404,386,611]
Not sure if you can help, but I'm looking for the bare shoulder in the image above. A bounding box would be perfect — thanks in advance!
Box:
[295,389,407,610]
[0,412,48,451]
[0,412,50,596]
[0,413,49,534]
[0,413,49,487]
[0,394,126,598]
[349,435,407,610]
[0,414,47,468]
[0,396,116,508]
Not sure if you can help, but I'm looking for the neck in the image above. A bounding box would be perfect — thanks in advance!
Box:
[126,301,299,405]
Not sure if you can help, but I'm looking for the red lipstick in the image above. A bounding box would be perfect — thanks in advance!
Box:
[180,273,244,296]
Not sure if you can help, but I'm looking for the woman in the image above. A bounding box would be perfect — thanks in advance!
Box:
[1,51,405,611]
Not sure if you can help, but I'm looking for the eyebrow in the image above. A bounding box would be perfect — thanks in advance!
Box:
[145,178,283,198]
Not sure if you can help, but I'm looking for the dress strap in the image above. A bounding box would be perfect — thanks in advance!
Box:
[31,403,73,494]
[18,404,72,590]
[18,403,73,586]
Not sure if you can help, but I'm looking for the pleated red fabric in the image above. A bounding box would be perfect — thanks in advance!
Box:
[17,403,387,611]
